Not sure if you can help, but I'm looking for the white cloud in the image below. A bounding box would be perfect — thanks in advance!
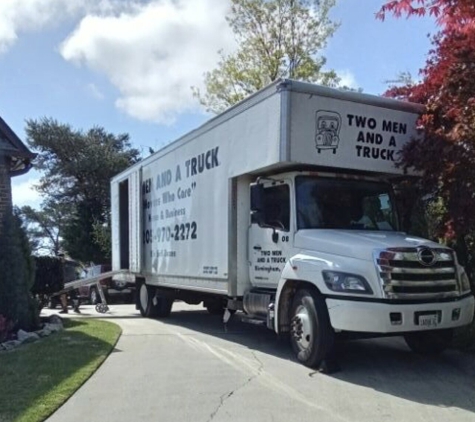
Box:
[0,0,132,53]
[11,176,42,209]
[0,0,234,122]
[337,69,358,89]
[60,0,235,123]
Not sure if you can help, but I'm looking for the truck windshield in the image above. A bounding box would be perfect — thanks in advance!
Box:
[296,176,398,231]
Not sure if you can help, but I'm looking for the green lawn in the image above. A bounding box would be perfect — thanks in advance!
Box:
[0,319,121,422]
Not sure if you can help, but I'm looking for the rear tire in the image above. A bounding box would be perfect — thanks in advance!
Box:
[89,287,100,305]
[404,329,453,355]
[289,288,335,369]
[138,283,173,318]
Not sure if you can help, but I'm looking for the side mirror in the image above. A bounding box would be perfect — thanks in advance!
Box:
[250,183,264,212]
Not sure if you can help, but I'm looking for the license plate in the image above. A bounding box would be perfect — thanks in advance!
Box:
[418,314,439,328]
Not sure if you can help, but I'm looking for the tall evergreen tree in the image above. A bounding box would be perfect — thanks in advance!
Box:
[26,119,141,262]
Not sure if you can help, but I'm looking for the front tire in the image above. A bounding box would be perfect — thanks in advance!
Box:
[404,329,453,355]
[138,283,173,318]
[289,288,335,368]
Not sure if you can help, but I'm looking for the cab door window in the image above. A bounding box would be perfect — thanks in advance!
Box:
[261,185,290,231]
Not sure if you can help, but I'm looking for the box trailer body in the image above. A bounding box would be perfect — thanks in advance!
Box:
[111,80,474,368]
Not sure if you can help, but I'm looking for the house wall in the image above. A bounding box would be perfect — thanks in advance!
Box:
[0,153,12,228]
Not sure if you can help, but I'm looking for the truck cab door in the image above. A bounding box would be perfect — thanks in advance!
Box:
[248,180,293,288]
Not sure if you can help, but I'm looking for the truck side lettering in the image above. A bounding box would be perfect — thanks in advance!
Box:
[382,120,407,134]
[142,178,152,193]
[357,131,383,145]
[355,146,395,161]
[143,221,198,244]
[156,170,172,190]
[185,147,220,177]
[347,114,377,129]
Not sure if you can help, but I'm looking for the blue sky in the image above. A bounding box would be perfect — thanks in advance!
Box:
[2,0,436,208]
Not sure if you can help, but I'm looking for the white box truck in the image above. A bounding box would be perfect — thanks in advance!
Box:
[111,79,474,369]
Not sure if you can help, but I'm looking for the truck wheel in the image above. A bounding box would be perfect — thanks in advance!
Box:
[89,287,101,305]
[404,329,453,355]
[138,283,173,318]
[139,283,154,317]
[155,297,173,318]
[289,288,334,368]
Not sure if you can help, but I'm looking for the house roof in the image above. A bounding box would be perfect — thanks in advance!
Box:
[0,116,36,176]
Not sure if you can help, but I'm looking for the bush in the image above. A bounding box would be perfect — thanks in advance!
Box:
[396,184,475,350]
[0,314,14,342]
[0,211,40,331]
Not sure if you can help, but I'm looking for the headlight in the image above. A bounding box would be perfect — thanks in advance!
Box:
[460,271,472,294]
[322,271,373,294]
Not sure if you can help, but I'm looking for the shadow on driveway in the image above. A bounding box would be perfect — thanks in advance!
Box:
[76,304,475,415]
[161,307,475,415]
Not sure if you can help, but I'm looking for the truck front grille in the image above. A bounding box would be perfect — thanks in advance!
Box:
[375,248,459,300]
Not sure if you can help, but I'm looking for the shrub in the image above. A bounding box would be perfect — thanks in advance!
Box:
[0,211,40,331]
[0,314,14,342]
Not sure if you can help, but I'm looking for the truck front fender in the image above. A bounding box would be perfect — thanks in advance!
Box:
[274,254,329,333]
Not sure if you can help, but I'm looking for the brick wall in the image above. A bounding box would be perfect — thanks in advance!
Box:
[0,153,12,228]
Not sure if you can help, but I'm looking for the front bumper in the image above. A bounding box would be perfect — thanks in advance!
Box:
[326,294,474,333]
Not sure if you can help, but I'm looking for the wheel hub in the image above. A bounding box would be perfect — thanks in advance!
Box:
[139,284,148,311]
[291,305,313,350]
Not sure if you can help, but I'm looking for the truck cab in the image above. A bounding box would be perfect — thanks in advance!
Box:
[246,171,474,366]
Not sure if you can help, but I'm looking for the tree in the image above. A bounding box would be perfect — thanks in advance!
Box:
[383,71,417,100]
[378,0,474,32]
[378,0,475,280]
[62,202,111,263]
[19,201,71,256]
[26,119,141,262]
[194,0,340,113]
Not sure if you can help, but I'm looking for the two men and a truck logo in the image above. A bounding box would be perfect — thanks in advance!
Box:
[315,110,341,154]
[315,109,405,162]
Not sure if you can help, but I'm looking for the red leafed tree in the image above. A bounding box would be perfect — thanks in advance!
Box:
[379,0,475,278]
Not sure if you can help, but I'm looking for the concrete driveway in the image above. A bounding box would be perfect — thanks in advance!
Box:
[45,302,475,422]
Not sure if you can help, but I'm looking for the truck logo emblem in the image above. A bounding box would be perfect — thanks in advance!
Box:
[417,248,438,266]
[315,110,341,154]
